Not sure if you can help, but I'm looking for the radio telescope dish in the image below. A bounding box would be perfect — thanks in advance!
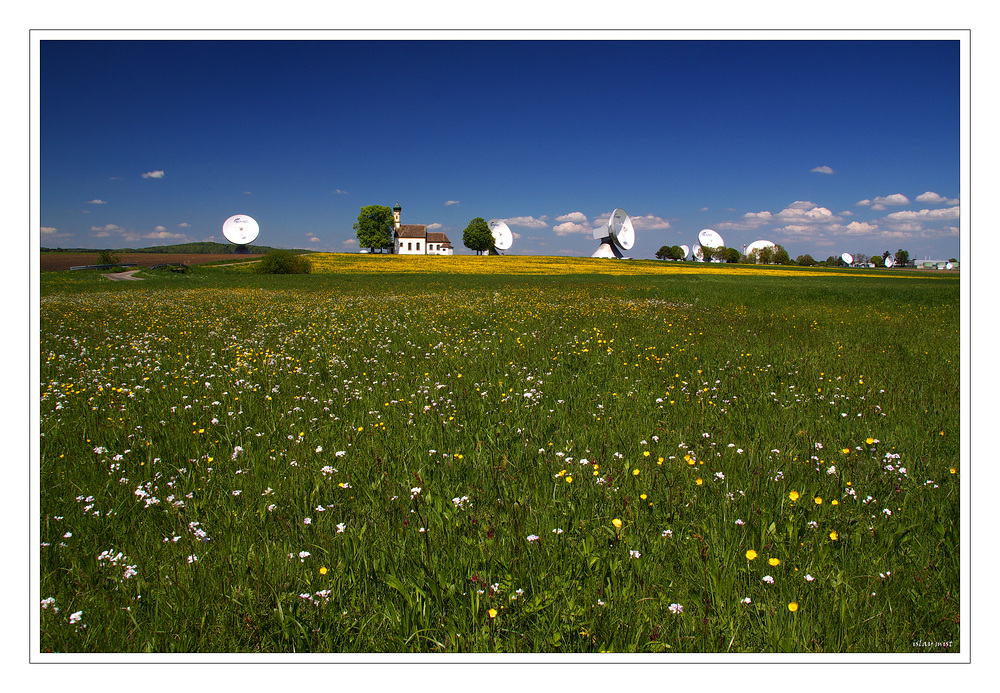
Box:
[223,214,260,245]
[592,208,635,258]
[746,239,775,255]
[841,253,854,265]
[680,244,690,260]
[884,256,895,268]
[487,219,513,254]
[698,229,724,249]
[692,243,704,261]
[945,261,954,270]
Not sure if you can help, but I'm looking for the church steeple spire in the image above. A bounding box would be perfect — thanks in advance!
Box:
[392,201,401,229]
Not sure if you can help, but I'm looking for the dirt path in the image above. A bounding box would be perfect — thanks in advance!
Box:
[101,270,144,281]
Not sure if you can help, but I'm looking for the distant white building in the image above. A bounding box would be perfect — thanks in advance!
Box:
[392,202,454,255]
[912,259,959,269]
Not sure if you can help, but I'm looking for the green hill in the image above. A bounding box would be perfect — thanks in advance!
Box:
[41,242,311,254]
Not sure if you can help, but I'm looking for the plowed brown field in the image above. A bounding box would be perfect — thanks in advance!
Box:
[40,253,263,272]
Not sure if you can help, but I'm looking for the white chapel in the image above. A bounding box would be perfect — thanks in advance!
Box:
[392,202,454,255]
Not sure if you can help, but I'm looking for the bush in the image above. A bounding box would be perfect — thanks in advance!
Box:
[255,250,311,274]
[98,250,122,266]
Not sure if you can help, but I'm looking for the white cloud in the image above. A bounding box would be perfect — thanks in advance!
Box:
[243,191,252,195]
[90,224,122,232]
[555,212,588,223]
[715,211,773,231]
[860,193,909,211]
[503,216,549,228]
[426,222,443,230]
[844,221,879,235]
[444,200,460,206]
[775,202,839,224]
[178,222,191,227]
[915,191,959,205]
[41,226,72,240]
[308,236,321,243]
[811,165,835,174]
[141,170,165,179]
[342,238,358,247]
[154,225,166,232]
[553,221,594,237]
[332,189,349,195]
[143,230,187,240]
[629,214,671,230]
[87,199,107,205]
[885,206,960,221]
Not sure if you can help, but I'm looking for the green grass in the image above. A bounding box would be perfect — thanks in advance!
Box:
[38,263,960,653]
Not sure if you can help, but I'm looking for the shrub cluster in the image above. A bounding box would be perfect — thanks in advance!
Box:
[255,250,312,274]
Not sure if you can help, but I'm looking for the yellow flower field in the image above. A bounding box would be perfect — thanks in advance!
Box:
[306,253,902,278]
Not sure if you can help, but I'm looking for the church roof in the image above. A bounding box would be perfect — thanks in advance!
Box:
[396,224,427,238]
[426,231,452,245]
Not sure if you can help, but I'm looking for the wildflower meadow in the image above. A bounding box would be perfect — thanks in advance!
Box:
[37,255,960,654]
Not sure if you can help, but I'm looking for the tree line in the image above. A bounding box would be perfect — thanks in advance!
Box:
[654,245,928,267]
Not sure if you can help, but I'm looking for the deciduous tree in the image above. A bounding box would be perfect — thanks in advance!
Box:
[353,205,395,253]
[463,217,494,255]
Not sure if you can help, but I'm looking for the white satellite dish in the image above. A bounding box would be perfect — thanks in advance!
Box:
[945,261,954,270]
[746,239,775,255]
[487,219,513,254]
[692,243,704,261]
[698,229,725,249]
[884,256,895,267]
[680,244,690,260]
[841,253,854,265]
[223,214,260,245]
[592,208,635,259]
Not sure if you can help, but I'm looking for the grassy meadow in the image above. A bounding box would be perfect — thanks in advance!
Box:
[37,254,961,654]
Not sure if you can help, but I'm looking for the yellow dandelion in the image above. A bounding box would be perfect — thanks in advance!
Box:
[866,437,875,445]
[768,557,781,566]
[565,476,573,484]
[949,468,956,474]
[842,448,850,455]
[612,518,622,529]
[643,451,650,457]
[633,469,641,476]
[488,608,497,618]
[319,566,328,575]
[789,491,800,501]
[788,602,799,612]
[831,499,839,506]
[658,457,664,465]
[695,478,703,486]
[829,531,839,541]
[746,549,758,561]
[814,497,823,505]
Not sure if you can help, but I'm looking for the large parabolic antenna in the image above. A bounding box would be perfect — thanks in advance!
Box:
[698,229,725,262]
[487,219,513,255]
[592,208,635,259]
[223,214,260,246]
[746,239,775,255]
[841,252,854,265]
[692,243,703,261]
[698,229,724,249]
[680,244,690,260]
[884,256,895,267]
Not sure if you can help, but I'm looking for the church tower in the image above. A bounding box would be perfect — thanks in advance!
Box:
[393,201,402,229]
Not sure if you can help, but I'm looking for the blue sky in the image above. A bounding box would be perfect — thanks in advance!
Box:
[39,37,963,260]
